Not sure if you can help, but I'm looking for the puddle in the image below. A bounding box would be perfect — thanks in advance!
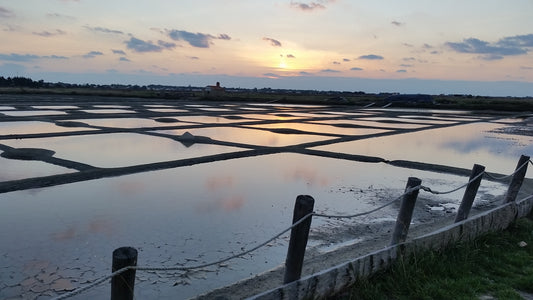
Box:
[80,109,136,114]
[145,108,189,113]
[68,118,169,129]
[0,153,509,299]
[248,122,391,136]
[32,106,79,110]
[314,122,533,174]
[0,121,97,135]
[1,110,68,117]
[155,126,333,147]
[0,156,74,181]
[1,133,242,168]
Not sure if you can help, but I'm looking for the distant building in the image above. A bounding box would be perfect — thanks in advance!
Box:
[203,82,225,97]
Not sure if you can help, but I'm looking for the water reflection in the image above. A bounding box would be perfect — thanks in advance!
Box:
[1,133,242,168]
[314,122,533,173]
[0,121,97,135]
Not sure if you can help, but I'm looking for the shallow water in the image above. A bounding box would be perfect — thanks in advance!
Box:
[0,95,530,299]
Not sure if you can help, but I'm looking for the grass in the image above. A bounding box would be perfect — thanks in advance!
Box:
[334,218,533,300]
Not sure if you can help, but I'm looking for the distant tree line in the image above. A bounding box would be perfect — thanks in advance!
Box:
[0,76,44,88]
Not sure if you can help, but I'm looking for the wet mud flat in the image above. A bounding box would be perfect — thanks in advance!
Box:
[0,94,531,299]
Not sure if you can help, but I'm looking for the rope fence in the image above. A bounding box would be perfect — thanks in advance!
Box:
[52,156,532,300]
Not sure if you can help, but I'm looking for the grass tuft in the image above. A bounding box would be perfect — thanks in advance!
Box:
[332,218,533,300]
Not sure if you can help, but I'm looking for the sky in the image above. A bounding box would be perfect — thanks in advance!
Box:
[0,0,533,96]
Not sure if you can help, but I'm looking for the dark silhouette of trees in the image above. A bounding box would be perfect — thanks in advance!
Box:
[0,76,44,87]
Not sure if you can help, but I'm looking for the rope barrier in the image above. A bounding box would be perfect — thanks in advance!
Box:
[484,159,532,181]
[313,185,421,219]
[52,158,531,300]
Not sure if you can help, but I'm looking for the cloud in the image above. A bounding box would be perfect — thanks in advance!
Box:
[0,7,14,18]
[299,71,313,75]
[112,49,126,55]
[263,37,282,47]
[290,0,335,11]
[391,20,403,26]
[167,30,230,48]
[399,64,412,67]
[350,67,363,71]
[358,54,384,60]
[83,51,103,58]
[520,66,533,70]
[446,35,533,60]
[343,58,350,62]
[32,29,67,37]
[187,56,199,60]
[85,26,124,35]
[0,53,68,61]
[396,69,407,73]
[320,69,340,73]
[287,54,296,58]
[46,13,76,21]
[290,2,325,11]
[332,61,340,65]
[125,37,166,52]
[498,34,533,48]
[157,40,177,49]
[119,57,130,62]
[218,34,231,40]
[263,73,280,78]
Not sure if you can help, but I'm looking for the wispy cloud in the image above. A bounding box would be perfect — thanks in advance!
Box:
[350,67,363,71]
[0,6,15,18]
[391,20,403,26]
[264,72,280,78]
[290,0,335,11]
[358,54,384,60]
[83,51,103,58]
[167,30,231,48]
[112,49,126,55]
[0,53,68,61]
[46,13,76,21]
[85,26,124,35]
[263,37,282,47]
[119,57,130,62]
[125,37,175,53]
[287,54,296,58]
[446,34,533,60]
[396,69,407,73]
[320,68,340,73]
[32,29,67,37]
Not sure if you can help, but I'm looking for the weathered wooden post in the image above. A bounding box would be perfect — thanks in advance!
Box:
[390,177,421,246]
[284,195,315,284]
[455,164,485,222]
[504,155,530,203]
[111,247,138,300]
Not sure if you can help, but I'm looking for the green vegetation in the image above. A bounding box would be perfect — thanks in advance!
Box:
[333,218,533,300]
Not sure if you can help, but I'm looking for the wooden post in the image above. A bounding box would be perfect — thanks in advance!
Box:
[111,247,138,300]
[284,195,315,284]
[455,164,485,222]
[390,177,421,246]
[504,155,530,203]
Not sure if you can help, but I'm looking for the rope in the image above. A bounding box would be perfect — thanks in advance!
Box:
[313,185,421,219]
[51,158,532,300]
[52,213,314,300]
[484,159,532,181]
[52,268,130,300]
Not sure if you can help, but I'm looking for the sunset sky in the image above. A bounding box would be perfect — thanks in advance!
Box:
[1,0,532,96]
